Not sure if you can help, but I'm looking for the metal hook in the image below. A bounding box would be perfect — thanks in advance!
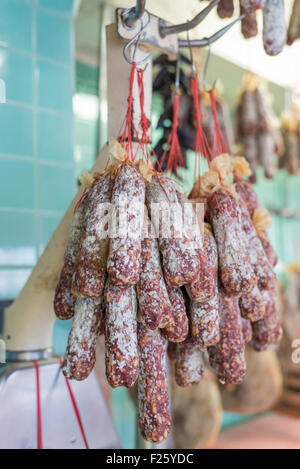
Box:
[202,40,216,92]
[121,1,146,29]
[123,11,151,66]
[178,14,245,48]
[160,0,220,37]
[187,31,196,77]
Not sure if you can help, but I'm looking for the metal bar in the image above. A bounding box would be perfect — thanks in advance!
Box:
[160,0,220,37]
[187,31,196,76]
[123,0,146,28]
[175,54,180,90]
[268,207,300,220]
[178,14,245,48]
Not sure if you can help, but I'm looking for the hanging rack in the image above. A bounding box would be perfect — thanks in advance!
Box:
[159,0,220,37]
[110,0,245,451]
[178,14,245,48]
[123,11,151,66]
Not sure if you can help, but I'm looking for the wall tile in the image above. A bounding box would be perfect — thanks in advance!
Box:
[37,10,72,64]
[0,104,33,156]
[74,117,98,148]
[0,268,32,299]
[0,47,33,104]
[38,0,74,16]
[0,0,32,53]
[38,213,61,255]
[37,60,73,113]
[286,172,300,210]
[0,0,75,304]
[0,158,35,209]
[37,163,75,211]
[0,212,36,266]
[38,111,73,163]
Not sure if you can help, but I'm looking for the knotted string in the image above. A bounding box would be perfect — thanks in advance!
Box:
[32,359,89,449]
[137,68,150,145]
[190,75,214,200]
[136,67,170,202]
[160,92,185,177]
[209,89,229,156]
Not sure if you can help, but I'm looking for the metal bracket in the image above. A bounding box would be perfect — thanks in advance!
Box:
[116,9,178,58]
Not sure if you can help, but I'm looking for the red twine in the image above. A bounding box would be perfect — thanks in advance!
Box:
[209,89,229,156]
[118,61,137,162]
[32,359,89,449]
[190,75,214,200]
[58,357,89,449]
[137,68,150,145]
[74,190,88,214]
[160,92,185,177]
[136,68,163,173]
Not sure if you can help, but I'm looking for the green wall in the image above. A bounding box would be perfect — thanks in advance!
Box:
[0,0,75,300]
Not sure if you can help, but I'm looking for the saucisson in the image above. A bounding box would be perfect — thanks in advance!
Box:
[257,132,276,179]
[146,176,200,287]
[186,224,218,303]
[217,0,234,18]
[189,292,220,349]
[107,162,145,287]
[208,191,257,296]
[287,0,300,45]
[235,178,278,267]
[105,279,139,388]
[72,172,114,298]
[137,209,172,330]
[259,230,278,267]
[160,286,189,343]
[54,196,87,320]
[240,7,258,39]
[239,284,265,322]
[208,290,247,385]
[175,338,205,387]
[251,287,282,351]
[283,130,300,175]
[240,90,258,137]
[263,0,287,56]
[62,296,104,380]
[137,323,171,444]
[242,317,253,344]
[241,0,265,13]
[239,196,275,289]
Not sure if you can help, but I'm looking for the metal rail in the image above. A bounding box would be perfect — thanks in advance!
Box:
[178,14,245,48]
[160,0,220,37]
[118,1,244,51]
[122,0,146,28]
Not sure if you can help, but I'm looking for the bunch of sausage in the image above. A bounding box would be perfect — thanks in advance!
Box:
[54,155,281,444]
[280,110,300,176]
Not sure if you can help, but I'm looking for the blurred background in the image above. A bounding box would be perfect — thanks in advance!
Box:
[1,0,300,449]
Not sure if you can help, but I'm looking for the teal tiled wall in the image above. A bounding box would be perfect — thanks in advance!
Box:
[0,0,75,300]
[74,61,99,179]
